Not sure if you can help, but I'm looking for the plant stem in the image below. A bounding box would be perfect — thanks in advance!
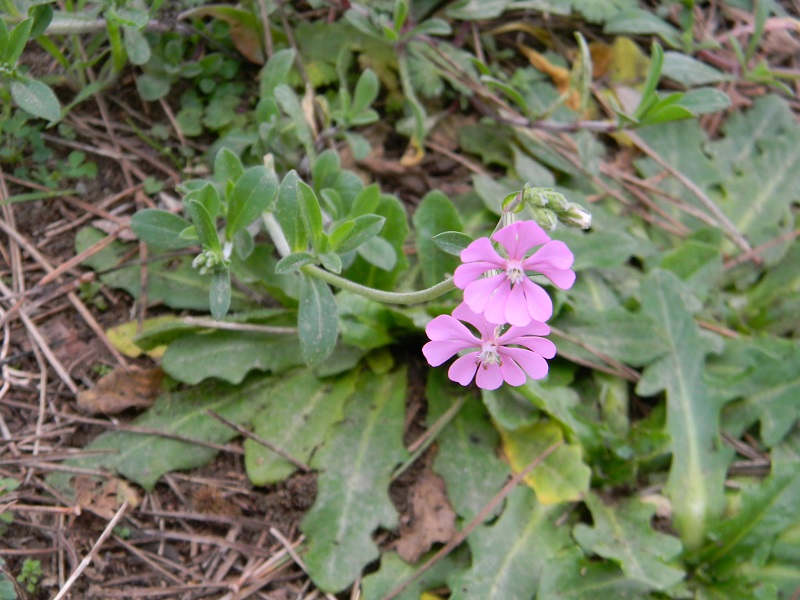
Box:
[301,265,456,305]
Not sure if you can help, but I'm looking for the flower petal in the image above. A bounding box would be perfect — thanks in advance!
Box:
[422,339,474,367]
[504,282,532,327]
[493,221,550,260]
[499,356,527,386]
[425,314,477,344]
[498,320,551,342]
[454,261,496,289]
[482,279,512,325]
[501,347,550,380]
[449,353,479,386]
[451,303,496,340]
[522,280,553,322]
[475,363,504,390]
[463,274,506,315]
[525,240,574,270]
[506,336,556,359]
[460,237,504,264]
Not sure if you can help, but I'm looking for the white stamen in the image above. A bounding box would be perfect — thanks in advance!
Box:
[477,341,502,368]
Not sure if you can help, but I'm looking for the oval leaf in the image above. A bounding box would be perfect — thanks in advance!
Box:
[226,166,278,239]
[131,209,195,249]
[298,273,338,366]
[10,77,61,122]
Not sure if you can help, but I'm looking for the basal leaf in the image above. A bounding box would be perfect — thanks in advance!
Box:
[302,368,409,592]
[49,374,283,492]
[497,421,591,504]
[413,191,463,288]
[448,486,571,599]
[245,369,355,484]
[161,330,303,384]
[537,548,654,600]
[298,273,338,366]
[711,337,800,447]
[427,370,509,521]
[698,436,800,571]
[636,269,727,549]
[573,494,684,590]
[361,550,469,600]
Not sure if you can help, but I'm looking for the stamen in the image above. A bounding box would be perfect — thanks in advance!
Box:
[478,342,502,367]
[506,260,525,285]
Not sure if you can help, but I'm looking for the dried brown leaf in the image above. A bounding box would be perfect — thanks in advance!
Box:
[77,366,163,414]
[395,471,457,563]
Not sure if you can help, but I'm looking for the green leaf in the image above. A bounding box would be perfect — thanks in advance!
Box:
[123,25,150,65]
[5,18,33,66]
[274,251,315,274]
[259,48,296,97]
[427,370,509,521]
[635,42,664,120]
[297,182,326,253]
[537,548,654,600]
[213,147,244,186]
[498,421,591,504]
[298,273,338,366]
[711,337,800,447]
[448,486,571,599]
[29,5,53,38]
[699,437,800,569]
[553,307,668,367]
[332,214,385,254]
[362,550,469,600]
[349,183,381,217]
[662,51,730,86]
[275,170,307,252]
[186,195,221,253]
[302,368,409,593]
[10,77,61,122]
[209,270,231,320]
[432,231,474,257]
[225,166,277,240]
[604,9,681,45]
[161,330,303,385]
[413,191,463,288]
[136,72,171,101]
[274,83,315,158]
[130,209,195,249]
[48,375,286,492]
[573,494,685,590]
[352,69,379,115]
[636,270,727,549]
[446,0,511,20]
[356,236,397,272]
[319,251,342,274]
[245,369,356,484]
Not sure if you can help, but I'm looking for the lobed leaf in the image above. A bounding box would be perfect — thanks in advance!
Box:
[302,368,409,592]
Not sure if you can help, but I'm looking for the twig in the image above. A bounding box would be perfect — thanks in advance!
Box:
[383,441,563,600]
[206,410,310,471]
[626,130,752,254]
[269,528,308,574]
[54,500,130,600]
[723,227,800,270]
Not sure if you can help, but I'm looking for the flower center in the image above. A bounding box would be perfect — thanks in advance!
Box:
[477,341,501,368]
[505,260,525,285]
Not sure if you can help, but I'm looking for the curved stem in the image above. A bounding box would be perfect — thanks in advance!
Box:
[301,265,456,304]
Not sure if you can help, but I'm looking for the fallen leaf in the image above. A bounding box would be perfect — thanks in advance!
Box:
[77,366,163,414]
[72,475,141,519]
[395,469,457,563]
[105,316,176,359]
[518,44,581,110]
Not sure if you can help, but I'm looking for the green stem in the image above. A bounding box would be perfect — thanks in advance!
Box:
[301,264,456,305]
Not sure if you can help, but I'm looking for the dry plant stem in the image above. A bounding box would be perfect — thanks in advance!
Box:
[206,410,310,471]
[53,500,130,600]
[550,325,641,382]
[270,527,309,574]
[183,316,297,335]
[0,279,78,393]
[384,440,563,600]
[0,216,129,368]
[626,131,752,254]
[723,227,800,269]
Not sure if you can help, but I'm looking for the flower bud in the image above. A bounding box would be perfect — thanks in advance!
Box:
[560,203,593,229]
[531,207,558,231]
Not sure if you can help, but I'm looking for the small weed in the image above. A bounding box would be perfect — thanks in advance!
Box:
[16,560,41,595]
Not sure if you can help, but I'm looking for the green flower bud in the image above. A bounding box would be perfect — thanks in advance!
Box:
[531,207,558,231]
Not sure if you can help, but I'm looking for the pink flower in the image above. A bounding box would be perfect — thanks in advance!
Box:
[453,220,575,326]
[422,303,556,390]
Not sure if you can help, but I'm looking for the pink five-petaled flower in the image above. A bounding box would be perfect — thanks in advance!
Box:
[422,303,556,391]
[454,220,576,326]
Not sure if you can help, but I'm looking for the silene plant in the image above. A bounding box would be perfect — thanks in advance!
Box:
[131,152,591,391]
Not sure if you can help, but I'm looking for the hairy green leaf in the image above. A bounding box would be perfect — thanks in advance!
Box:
[130,209,195,249]
[245,369,355,484]
[302,368,408,592]
[574,494,684,590]
[637,270,727,549]
[10,77,61,122]
[298,273,338,366]
[226,166,277,239]
[413,191,463,288]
